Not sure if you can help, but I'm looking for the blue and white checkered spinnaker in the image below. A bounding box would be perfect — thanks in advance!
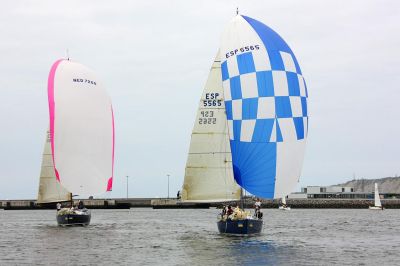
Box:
[219,15,308,199]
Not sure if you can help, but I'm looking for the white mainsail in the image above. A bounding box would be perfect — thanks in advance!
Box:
[374,183,382,207]
[37,130,71,203]
[48,59,114,197]
[181,52,241,202]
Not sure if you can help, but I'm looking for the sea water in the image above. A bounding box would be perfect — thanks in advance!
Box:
[0,208,399,265]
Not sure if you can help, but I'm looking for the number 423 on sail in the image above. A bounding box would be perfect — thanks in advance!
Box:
[199,110,216,125]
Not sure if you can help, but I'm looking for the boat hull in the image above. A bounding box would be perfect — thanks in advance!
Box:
[217,219,263,235]
[279,206,291,210]
[369,206,384,210]
[57,212,91,226]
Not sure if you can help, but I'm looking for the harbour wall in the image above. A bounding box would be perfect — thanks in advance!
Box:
[1,198,400,209]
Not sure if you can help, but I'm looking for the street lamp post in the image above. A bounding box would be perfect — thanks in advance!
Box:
[167,174,170,199]
[126,175,129,199]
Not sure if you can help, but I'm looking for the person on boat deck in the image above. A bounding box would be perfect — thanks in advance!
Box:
[56,202,61,211]
[78,200,84,209]
[254,198,262,218]
[226,205,233,216]
[255,198,261,209]
[221,205,226,216]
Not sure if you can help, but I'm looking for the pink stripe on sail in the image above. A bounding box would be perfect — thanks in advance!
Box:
[106,177,113,192]
[106,105,115,192]
[47,59,64,182]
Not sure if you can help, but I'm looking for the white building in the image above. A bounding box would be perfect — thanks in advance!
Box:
[288,186,356,199]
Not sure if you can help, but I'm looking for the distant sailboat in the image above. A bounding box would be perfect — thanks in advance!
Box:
[279,196,291,210]
[47,59,115,225]
[369,183,384,210]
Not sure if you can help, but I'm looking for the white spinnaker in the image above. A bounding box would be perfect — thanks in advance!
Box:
[220,15,307,199]
[181,52,240,202]
[51,60,113,197]
[374,183,382,207]
[37,130,71,203]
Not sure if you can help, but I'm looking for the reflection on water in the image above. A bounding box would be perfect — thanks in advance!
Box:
[0,209,399,265]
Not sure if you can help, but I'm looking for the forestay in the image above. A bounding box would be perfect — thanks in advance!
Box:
[220,15,308,199]
[181,52,241,202]
[37,130,71,203]
[48,60,114,197]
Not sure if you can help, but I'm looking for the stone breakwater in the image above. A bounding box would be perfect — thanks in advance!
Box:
[2,198,400,209]
[236,199,400,209]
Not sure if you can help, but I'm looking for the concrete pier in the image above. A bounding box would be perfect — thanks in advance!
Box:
[1,198,400,210]
[151,199,210,209]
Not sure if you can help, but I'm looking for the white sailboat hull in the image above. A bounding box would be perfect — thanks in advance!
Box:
[278,206,291,210]
[369,206,384,210]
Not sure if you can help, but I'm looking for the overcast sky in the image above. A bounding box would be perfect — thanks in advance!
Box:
[0,1,399,199]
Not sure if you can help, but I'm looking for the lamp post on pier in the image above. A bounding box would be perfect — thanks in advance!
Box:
[126,175,129,199]
[167,174,170,199]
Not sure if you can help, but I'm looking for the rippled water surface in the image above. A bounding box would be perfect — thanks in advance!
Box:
[0,208,399,265]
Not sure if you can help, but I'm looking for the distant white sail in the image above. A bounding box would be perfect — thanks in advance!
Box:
[181,52,241,202]
[374,183,382,207]
[48,59,114,197]
[37,130,71,203]
[282,196,286,205]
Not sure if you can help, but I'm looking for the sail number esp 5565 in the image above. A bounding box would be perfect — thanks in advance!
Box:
[199,92,221,125]
[203,93,222,107]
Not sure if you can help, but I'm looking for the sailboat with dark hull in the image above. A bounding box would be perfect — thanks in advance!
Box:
[44,59,115,226]
[180,52,264,235]
[56,204,91,226]
[217,217,263,235]
[216,189,263,235]
[217,14,308,233]
[182,14,308,235]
